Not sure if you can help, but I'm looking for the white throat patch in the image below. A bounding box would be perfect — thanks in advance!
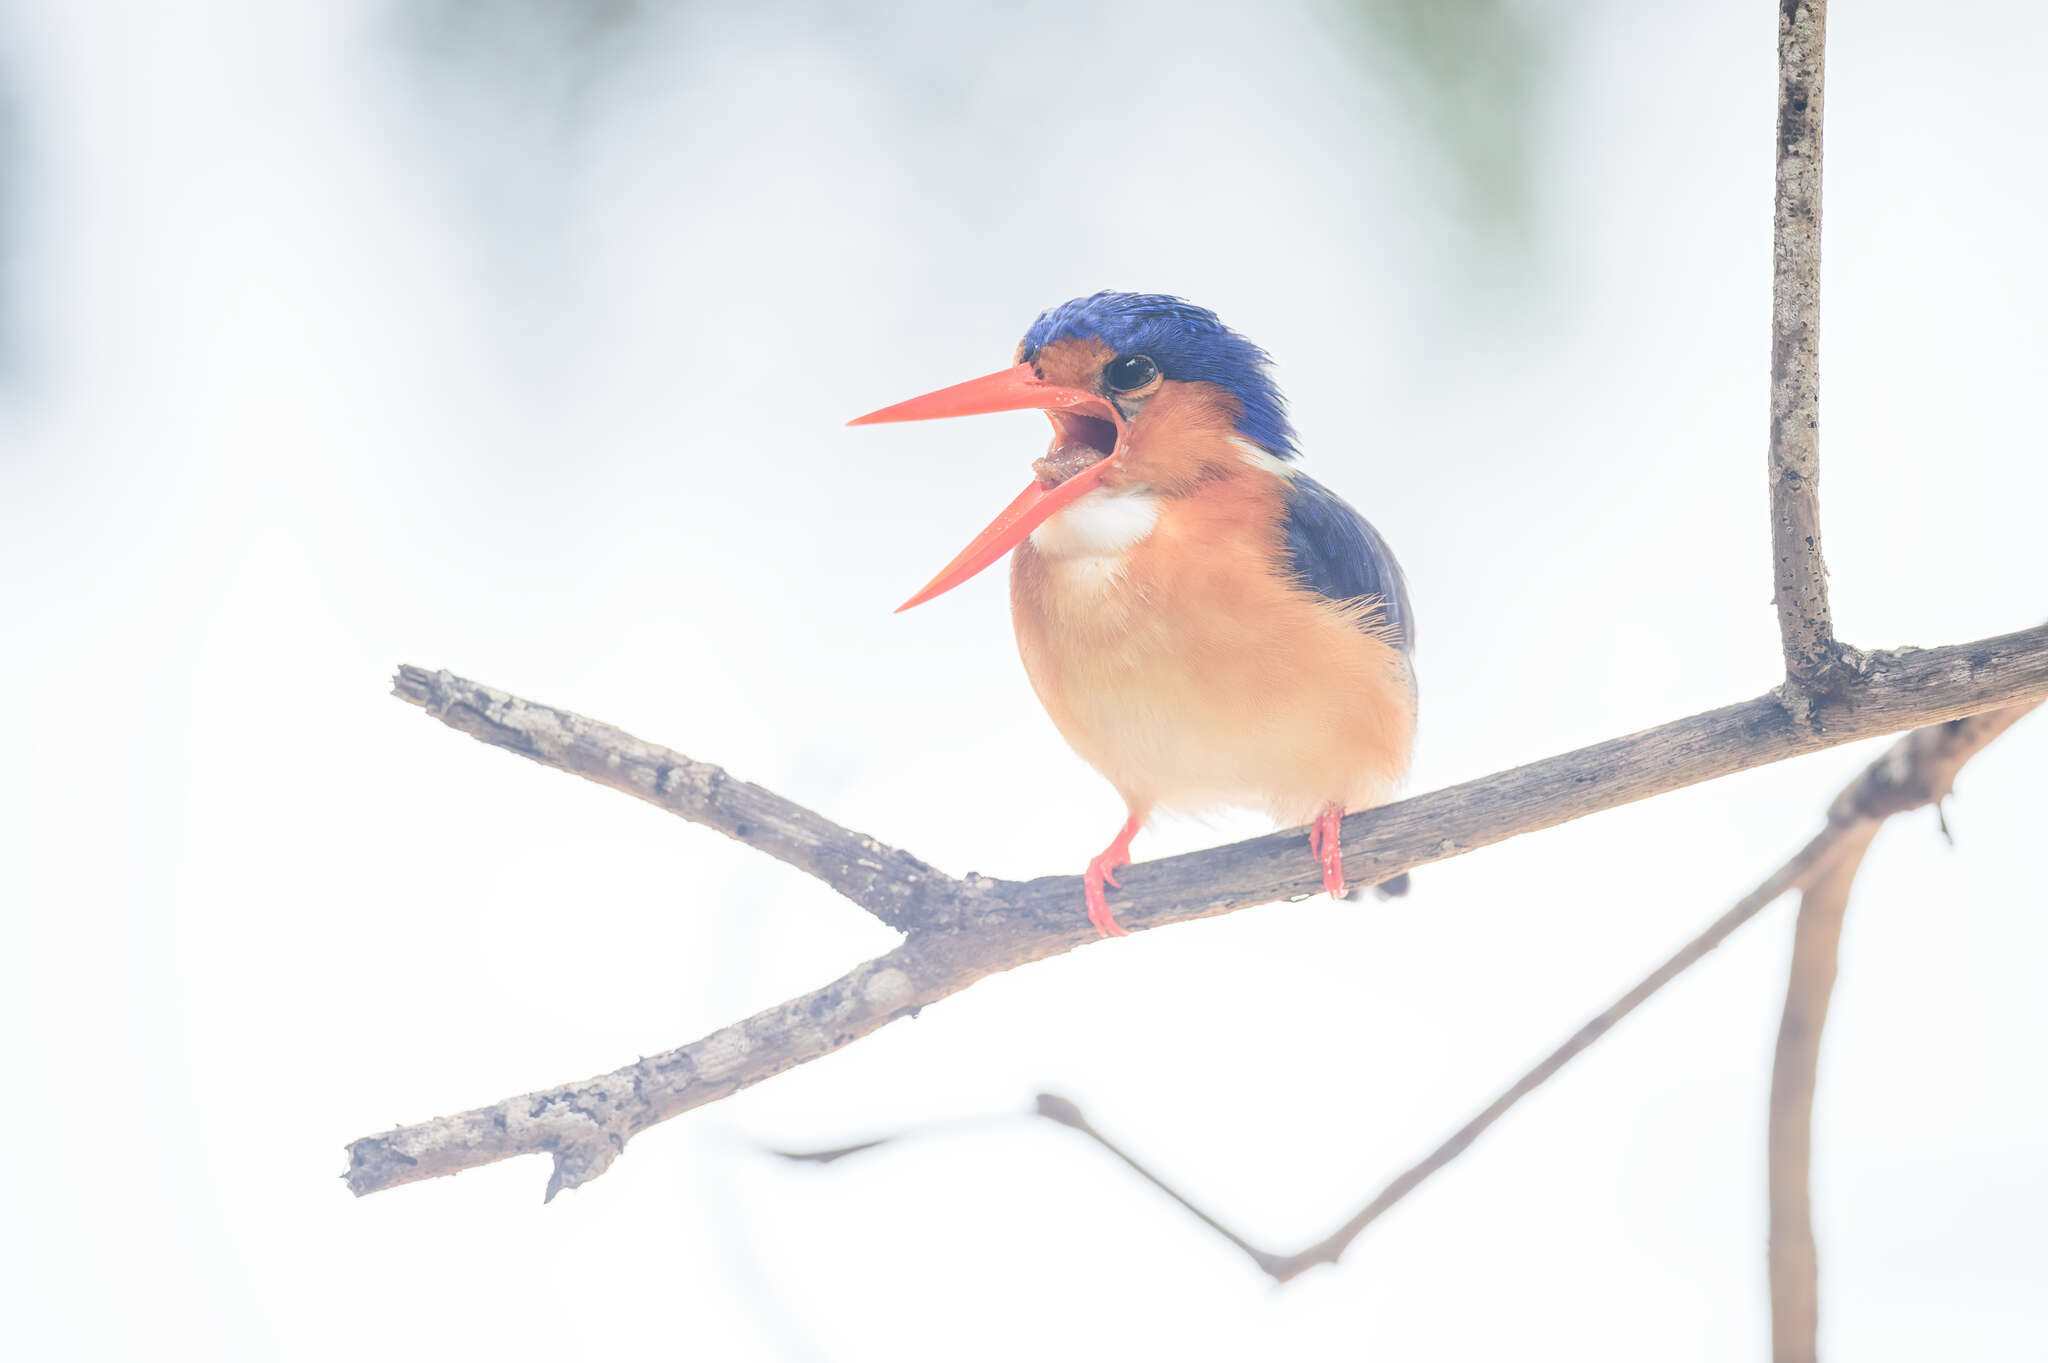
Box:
[1029,483,1160,561]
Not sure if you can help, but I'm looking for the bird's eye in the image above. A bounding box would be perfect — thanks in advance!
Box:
[1103,354,1159,392]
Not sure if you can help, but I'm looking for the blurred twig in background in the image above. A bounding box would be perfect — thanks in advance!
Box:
[771,702,2034,1285]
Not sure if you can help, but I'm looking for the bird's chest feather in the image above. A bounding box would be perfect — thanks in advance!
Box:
[1010,480,1316,801]
[1014,486,1182,708]
[1009,474,1414,817]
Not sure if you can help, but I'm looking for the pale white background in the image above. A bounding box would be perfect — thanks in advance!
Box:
[2,2,2043,1359]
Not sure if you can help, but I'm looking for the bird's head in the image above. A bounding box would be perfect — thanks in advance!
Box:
[851,291,1295,610]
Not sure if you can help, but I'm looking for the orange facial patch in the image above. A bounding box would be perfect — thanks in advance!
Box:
[1025,336,1118,389]
[1114,381,1250,494]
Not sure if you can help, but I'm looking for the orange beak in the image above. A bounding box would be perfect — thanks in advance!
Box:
[849,364,1124,611]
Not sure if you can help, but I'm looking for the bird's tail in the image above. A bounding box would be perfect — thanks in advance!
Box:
[1357,872,1409,902]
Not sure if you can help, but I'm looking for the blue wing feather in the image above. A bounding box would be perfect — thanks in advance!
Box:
[1280,474,1414,653]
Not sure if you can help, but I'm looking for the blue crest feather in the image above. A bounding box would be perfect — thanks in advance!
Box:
[1021,291,1298,458]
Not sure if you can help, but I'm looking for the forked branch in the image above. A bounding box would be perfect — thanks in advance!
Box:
[346,631,2048,1200]
[776,704,2033,1283]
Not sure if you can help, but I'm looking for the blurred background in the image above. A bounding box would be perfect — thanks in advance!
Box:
[2,1,2043,1357]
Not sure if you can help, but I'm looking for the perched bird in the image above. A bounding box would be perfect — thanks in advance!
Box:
[852,292,1415,937]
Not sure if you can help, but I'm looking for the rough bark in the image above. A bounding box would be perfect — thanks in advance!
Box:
[347,637,2048,1199]
[1770,0,1839,694]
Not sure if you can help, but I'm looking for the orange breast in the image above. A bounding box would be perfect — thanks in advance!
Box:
[1009,466,1415,826]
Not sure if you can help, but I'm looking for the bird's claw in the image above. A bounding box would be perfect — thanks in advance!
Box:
[1313,804,1346,900]
[1085,860,1130,937]
[1082,814,1143,938]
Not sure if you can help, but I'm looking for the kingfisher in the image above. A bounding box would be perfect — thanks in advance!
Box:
[851,292,1416,937]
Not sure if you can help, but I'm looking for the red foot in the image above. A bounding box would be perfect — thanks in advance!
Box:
[1084,813,1144,938]
[1309,803,1346,899]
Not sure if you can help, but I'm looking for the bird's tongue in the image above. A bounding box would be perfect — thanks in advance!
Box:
[897,454,1114,605]
[1033,441,1106,488]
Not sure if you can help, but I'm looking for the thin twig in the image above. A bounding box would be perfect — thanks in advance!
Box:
[1770,0,1838,693]
[1767,832,1869,1363]
[795,830,1840,1282]
[389,666,948,933]
[348,637,2048,1200]
[346,948,948,1201]
[774,705,2034,1283]
[1765,703,2035,1360]
[1031,1096,1294,1277]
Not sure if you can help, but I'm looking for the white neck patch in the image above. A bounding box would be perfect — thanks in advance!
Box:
[1029,482,1160,561]
[1229,436,1296,477]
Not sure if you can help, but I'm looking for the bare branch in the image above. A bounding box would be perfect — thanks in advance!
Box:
[1770,0,1838,690]
[346,944,953,1200]
[391,665,949,933]
[1032,1095,1295,1278]
[1265,835,1848,1279]
[790,705,2032,1283]
[1766,702,2035,1360]
[1767,831,1869,1363]
[396,624,2048,945]
[349,630,2048,1198]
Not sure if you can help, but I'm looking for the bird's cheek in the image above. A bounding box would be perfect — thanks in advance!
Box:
[1105,442,1201,496]
[1091,456,1140,491]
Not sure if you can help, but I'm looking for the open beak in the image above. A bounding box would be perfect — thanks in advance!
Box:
[849,364,1123,611]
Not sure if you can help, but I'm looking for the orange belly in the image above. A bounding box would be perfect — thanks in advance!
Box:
[1009,477,1415,826]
